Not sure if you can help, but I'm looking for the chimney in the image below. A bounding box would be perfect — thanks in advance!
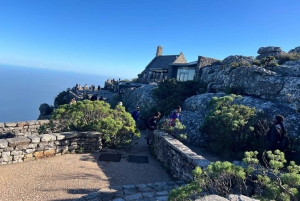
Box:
[156,46,163,57]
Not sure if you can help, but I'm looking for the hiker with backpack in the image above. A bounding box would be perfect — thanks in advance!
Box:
[146,111,161,145]
[266,115,289,152]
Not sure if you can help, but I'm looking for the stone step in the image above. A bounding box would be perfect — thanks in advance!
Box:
[79,181,186,201]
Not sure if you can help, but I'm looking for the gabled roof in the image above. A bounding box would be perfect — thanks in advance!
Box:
[145,52,187,71]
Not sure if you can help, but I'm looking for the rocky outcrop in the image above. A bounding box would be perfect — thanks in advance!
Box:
[121,83,157,113]
[256,46,286,59]
[289,46,300,54]
[200,64,300,110]
[182,93,300,145]
[222,55,253,66]
[37,103,54,120]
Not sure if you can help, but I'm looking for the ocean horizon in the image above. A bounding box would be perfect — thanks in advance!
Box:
[0,65,108,122]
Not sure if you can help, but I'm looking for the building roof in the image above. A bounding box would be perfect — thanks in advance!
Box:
[169,61,197,67]
[144,52,187,71]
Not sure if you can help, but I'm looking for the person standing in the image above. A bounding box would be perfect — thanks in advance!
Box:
[169,106,182,127]
[267,115,289,152]
[146,111,161,145]
[131,106,140,125]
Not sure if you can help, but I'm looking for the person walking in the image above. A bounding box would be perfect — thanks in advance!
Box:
[266,115,289,152]
[131,106,140,126]
[146,111,161,145]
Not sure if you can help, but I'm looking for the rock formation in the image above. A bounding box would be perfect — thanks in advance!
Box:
[37,103,54,120]
[288,46,300,54]
[256,46,286,59]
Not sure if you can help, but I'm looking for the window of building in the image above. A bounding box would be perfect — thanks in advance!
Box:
[176,67,195,81]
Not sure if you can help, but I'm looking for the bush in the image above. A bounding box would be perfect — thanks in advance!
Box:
[152,79,204,116]
[51,100,138,147]
[169,150,300,201]
[252,59,262,66]
[199,95,260,158]
[277,53,300,65]
[159,119,187,142]
[261,56,276,67]
[230,62,251,68]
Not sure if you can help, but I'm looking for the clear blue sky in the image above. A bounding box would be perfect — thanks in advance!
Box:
[0,0,299,79]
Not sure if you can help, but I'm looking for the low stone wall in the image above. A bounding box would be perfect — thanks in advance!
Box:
[153,130,211,182]
[0,131,102,165]
[0,120,54,138]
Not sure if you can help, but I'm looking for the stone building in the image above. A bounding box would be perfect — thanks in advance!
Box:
[138,46,220,83]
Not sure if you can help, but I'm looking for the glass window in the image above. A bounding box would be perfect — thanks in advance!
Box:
[176,67,195,81]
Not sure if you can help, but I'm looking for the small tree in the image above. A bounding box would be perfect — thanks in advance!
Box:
[261,56,276,67]
[200,95,257,158]
[51,100,138,147]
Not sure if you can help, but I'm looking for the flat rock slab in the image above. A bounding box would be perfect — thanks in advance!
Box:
[6,137,31,147]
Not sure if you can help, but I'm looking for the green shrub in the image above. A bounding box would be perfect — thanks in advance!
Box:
[252,59,262,66]
[152,79,204,116]
[199,95,258,158]
[170,150,300,201]
[244,150,300,201]
[277,53,300,65]
[268,62,279,67]
[230,62,251,68]
[159,119,187,142]
[261,56,276,67]
[51,100,138,147]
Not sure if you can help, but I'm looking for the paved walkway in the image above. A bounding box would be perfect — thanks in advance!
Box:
[0,131,177,201]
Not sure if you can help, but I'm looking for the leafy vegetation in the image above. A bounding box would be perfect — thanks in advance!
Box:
[261,56,276,67]
[51,100,139,147]
[169,150,300,201]
[277,53,300,65]
[199,95,268,159]
[152,79,204,116]
[159,119,187,142]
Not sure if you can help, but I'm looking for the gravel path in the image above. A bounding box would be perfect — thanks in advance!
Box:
[0,131,174,201]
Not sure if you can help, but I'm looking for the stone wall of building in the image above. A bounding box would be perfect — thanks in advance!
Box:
[153,130,211,182]
[0,131,102,165]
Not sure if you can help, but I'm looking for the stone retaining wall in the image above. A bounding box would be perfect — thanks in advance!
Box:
[0,120,55,138]
[153,130,211,182]
[0,131,102,165]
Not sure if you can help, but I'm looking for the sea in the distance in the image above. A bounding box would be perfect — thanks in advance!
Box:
[0,65,108,122]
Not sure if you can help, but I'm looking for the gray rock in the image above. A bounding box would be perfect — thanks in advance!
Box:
[222,55,253,66]
[227,194,259,201]
[6,137,31,147]
[0,139,8,148]
[257,46,286,60]
[288,46,300,54]
[4,122,17,127]
[258,46,282,54]
[195,195,229,201]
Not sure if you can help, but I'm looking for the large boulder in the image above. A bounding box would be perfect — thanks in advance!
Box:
[38,103,54,120]
[222,55,253,66]
[256,46,286,59]
[182,93,300,145]
[288,46,300,54]
[200,64,300,109]
[121,82,157,113]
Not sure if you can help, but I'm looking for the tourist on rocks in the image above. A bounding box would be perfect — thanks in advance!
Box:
[131,106,140,126]
[98,85,101,91]
[169,106,182,127]
[146,111,161,145]
[266,115,289,152]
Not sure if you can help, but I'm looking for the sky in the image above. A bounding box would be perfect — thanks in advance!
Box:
[0,0,299,79]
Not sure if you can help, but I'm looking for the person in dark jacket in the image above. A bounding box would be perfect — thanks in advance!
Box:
[131,106,140,125]
[146,111,161,145]
[267,115,289,152]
